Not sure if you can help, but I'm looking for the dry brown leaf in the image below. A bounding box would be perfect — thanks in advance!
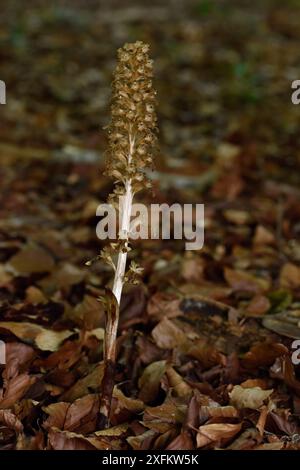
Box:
[38,263,86,293]
[7,243,55,274]
[147,292,181,320]
[4,342,35,380]
[263,313,300,339]
[224,267,269,293]
[43,402,70,430]
[151,318,187,349]
[71,295,105,329]
[196,422,242,448]
[280,263,300,289]
[0,409,23,434]
[187,339,225,369]
[253,226,275,245]
[166,431,194,450]
[0,373,36,409]
[242,342,288,368]
[61,363,104,402]
[240,378,269,389]
[229,385,273,410]
[25,286,47,304]
[0,322,74,352]
[95,423,129,437]
[201,405,239,418]
[48,428,116,450]
[165,366,192,397]
[245,295,271,317]
[254,442,285,450]
[224,209,250,225]
[138,360,166,403]
[36,340,82,371]
[228,428,262,450]
[44,394,99,434]
[113,387,144,414]
[127,429,157,450]
[144,400,187,432]
[182,256,205,283]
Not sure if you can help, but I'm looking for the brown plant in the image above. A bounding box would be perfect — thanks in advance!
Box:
[97,41,158,427]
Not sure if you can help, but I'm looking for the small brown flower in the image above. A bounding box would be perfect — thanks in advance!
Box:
[106,41,158,201]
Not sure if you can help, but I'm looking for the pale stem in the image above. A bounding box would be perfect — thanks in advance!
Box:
[111,180,133,304]
[111,129,135,306]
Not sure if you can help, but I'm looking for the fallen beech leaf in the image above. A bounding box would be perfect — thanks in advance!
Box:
[166,431,194,450]
[0,409,24,449]
[61,363,104,402]
[127,429,157,450]
[182,256,205,283]
[36,340,82,371]
[4,342,35,380]
[228,428,261,450]
[25,286,47,304]
[280,263,300,289]
[224,267,269,293]
[48,428,115,450]
[229,385,273,410]
[245,295,271,317]
[35,329,75,351]
[113,387,144,414]
[263,314,300,339]
[0,410,23,434]
[240,379,269,389]
[253,225,275,245]
[224,209,250,225]
[152,428,178,450]
[185,395,200,429]
[165,366,192,397]
[196,423,242,448]
[38,262,86,293]
[242,342,288,368]
[138,360,166,403]
[0,374,36,409]
[267,409,298,435]
[201,405,238,418]
[95,423,129,437]
[144,401,187,432]
[187,339,224,369]
[7,243,55,274]
[147,292,181,320]
[254,442,284,450]
[151,318,187,349]
[86,328,105,341]
[44,394,99,434]
[136,335,163,364]
[71,295,105,329]
[43,402,70,430]
[0,322,74,352]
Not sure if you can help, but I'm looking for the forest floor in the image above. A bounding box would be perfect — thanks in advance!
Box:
[1,0,300,450]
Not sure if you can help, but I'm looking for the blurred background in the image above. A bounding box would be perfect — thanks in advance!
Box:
[1,0,300,172]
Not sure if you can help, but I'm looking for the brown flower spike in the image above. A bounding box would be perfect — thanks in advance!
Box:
[98,41,158,427]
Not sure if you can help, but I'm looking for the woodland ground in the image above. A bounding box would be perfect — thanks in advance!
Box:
[0,0,300,450]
